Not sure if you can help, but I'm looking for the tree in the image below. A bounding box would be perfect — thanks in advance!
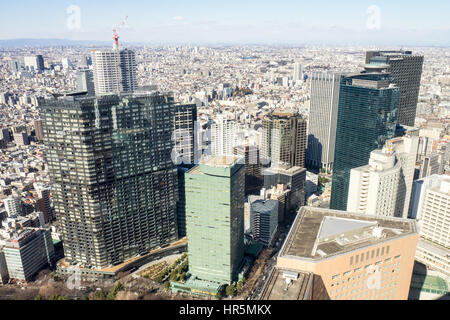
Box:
[236,280,244,293]
[107,282,124,300]
[225,284,236,297]
[93,290,108,300]
[34,294,45,300]
[164,281,171,291]
[50,294,68,300]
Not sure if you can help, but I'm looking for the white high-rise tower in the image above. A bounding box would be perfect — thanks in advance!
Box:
[91,46,137,95]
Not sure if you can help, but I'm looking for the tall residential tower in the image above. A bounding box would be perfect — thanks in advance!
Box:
[40,93,179,269]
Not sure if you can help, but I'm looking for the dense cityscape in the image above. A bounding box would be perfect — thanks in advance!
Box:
[0,2,449,305]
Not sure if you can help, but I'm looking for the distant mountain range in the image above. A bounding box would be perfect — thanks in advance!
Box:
[0,38,115,47]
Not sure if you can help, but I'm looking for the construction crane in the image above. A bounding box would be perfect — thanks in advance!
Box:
[113,16,128,48]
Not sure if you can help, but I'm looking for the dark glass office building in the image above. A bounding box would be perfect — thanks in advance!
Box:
[366,51,423,127]
[40,93,179,268]
[330,70,399,211]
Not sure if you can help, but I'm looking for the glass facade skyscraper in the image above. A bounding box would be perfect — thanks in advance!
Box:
[185,156,245,284]
[330,71,400,211]
[40,93,179,269]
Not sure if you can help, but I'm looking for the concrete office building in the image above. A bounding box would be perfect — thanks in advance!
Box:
[347,149,401,218]
[34,183,52,224]
[419,153,440,179]
[210,115,237,157]
[412,175,449,247]
[76,69,95,96]
[172,104,197,166]
[409,175,450,277]
[3,195,23,217]
[184,156,245,285]
[348,133,419,218]
[250,199,278,246]
[307,73,343,172]
[0,128,11,143]
[233,145,263,195]
[14,132,29,146]
[264,165,307,220]
[293,62,303,84]
[91,48,137,95]
[3,228,55,281]
[385,133,419,218]
[23,55,44,73]
[330,67,399,211]
[40,93,179,269]
[262,110,307,169]
[366,51,424,127]
[0,250,8,284]
[274,207,418,300]
[33,119,44,141]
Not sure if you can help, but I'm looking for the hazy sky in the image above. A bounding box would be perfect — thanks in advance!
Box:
[1,0,449,45]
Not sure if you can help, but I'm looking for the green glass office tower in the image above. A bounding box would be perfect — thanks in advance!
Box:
[185,156,245,284]
[330,71,400,211]
[39,93,178,269]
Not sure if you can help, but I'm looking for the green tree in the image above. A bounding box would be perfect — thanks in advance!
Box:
[225,284,236,297]
[93,290,108,300]
[236,280,244,293]
[50,295,68,300]
[107,282,124,300]
[34,294,45,300]
[164,281,171,291]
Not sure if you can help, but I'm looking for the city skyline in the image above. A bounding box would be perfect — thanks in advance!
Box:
[1,0,450,46]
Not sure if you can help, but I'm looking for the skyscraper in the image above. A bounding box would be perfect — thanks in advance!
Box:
[410,175,450,277]
[385,133,419,218]
[23,55,44,72]
[330,68,399,211]
[262,110,307,169]
[307,73,343,172]
[91,48,137,95]
[210,115,237,157]
[172,104,198,166]
[184,156,245,284]
[233,145,262,195]
[347,149,401,217]
[293,62,303,84]
[366,51,424,127]
[250,199,278,246]
[419,153,440,179]
[40,93,178,269]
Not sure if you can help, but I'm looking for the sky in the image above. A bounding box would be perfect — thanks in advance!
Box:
[1,0,449,46]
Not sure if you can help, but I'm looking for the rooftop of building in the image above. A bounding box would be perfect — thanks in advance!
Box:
[260,268,312,300]
[251,199,279,213]
[279,207,417,261]
[203,155,241,168]
[265,165,306,175]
